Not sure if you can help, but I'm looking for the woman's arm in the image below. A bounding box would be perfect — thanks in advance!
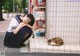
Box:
[12,22,36,34]
[12,23,26,34]
[26,24,36,31]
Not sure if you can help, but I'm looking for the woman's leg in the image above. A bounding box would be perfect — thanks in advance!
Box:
[4,26,33,48]
[4,32,21,48]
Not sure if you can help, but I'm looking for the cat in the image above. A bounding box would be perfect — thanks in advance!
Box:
[47,37,64,46]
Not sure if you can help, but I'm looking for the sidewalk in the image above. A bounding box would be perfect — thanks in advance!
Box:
[0,13,16,32]
[0,20,10,32]
[0,13,23,32]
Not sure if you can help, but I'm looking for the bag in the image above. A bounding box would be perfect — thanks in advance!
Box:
[15,15,34,38]
[4,32,15,46]
[47,37,64,46]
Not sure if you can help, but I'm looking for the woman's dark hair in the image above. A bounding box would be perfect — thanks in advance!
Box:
[27,14,35,26]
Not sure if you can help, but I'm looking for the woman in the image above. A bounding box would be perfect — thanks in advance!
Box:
[4,14,35,48]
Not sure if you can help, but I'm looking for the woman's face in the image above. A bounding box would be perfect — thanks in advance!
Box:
[23,16,31,24]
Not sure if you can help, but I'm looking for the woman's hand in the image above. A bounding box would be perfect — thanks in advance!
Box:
[26,24,37,31]
[19,22,27,29]
[12,22,26,34]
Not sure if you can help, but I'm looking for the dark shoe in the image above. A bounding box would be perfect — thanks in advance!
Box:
[21,44,26,47]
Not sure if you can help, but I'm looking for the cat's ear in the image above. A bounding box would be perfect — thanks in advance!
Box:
[47,39,51,43]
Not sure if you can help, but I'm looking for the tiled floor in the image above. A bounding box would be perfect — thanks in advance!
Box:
[29,36,80,54]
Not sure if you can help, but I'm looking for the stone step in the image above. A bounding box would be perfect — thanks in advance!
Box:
[29,37,80,54]
[1,32,80,54]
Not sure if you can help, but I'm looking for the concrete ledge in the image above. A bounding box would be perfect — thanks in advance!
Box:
[29,37,80,54]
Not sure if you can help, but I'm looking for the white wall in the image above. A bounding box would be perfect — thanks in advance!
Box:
[46,0,80,44]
